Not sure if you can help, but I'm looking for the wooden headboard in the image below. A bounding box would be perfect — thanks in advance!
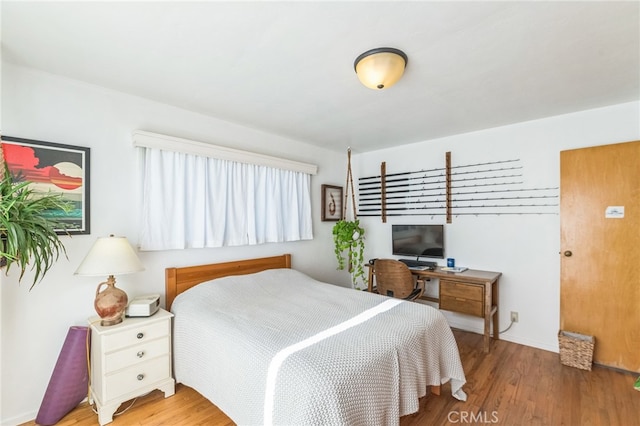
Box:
[165,254,292,310]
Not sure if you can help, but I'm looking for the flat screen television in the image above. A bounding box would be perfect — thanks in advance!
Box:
[391,224,444,259]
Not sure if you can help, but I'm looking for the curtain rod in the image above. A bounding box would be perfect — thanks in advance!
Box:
[132,130,318,175]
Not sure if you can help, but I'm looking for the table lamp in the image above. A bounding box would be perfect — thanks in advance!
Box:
[75,235,144,326]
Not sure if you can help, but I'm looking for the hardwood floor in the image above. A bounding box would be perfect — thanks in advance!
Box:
[22,330,638,426]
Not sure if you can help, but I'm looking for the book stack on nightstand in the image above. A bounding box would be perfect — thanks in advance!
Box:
[88,308,175,425]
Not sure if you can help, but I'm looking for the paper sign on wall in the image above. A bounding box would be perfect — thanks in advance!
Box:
[605,206,624,218]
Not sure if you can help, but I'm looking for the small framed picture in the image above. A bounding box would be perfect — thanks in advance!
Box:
[321,184,343,221]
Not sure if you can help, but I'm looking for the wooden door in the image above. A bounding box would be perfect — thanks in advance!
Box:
[560,140,640,372]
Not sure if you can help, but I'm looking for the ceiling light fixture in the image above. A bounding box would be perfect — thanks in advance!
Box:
[354,47,408,90]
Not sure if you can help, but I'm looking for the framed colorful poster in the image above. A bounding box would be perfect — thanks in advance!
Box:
[1,136,91,234]
[321,184,343,221]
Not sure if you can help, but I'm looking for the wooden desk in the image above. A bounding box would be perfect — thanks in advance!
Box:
[367,265,502,353]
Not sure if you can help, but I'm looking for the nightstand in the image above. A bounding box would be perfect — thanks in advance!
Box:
[88,308,175,425]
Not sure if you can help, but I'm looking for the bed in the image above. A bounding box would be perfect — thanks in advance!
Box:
[166,254,466,425]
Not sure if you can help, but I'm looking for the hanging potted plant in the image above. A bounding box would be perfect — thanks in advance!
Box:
[332,218,366,289]
[0,161,72,289]
[332,148,367,290]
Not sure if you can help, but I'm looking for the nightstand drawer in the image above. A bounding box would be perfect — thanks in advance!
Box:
[440,280,483,302]
[104,355,170,401]
[103,321,169,352]
[440,296,484,317]
[105,336,170,373]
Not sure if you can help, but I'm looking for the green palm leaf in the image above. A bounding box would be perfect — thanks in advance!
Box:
[0,162,73,289]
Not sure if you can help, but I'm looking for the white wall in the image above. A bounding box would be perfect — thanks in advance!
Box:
[0,63,349,425]
[1,61,638,425]
[353,101,639,351]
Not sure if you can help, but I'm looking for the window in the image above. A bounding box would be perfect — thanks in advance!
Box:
[134,131,316,250]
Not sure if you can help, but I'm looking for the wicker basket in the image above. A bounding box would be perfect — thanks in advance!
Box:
[558,330,595,371]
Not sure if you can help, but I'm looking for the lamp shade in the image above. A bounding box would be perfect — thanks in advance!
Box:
[74,235,144,276]
[354,47,408,90]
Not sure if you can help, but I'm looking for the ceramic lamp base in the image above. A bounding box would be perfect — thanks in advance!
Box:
[100,317,124,327]
[94,275,128,326]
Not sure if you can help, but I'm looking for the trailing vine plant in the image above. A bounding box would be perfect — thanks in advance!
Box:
[332,148,367,290]
[332,218,366,289]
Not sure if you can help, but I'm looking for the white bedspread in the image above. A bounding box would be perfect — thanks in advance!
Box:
[172,268,466,426]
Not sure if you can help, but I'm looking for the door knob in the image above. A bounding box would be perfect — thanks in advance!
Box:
[563,250,573,257]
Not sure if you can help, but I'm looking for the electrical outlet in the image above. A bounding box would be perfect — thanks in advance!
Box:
[510,311,519,323]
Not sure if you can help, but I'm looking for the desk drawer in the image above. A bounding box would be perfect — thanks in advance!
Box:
[440,280,483,301]
[440,280,484,317]
[440,296,484,317]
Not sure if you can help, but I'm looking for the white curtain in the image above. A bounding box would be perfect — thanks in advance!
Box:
[139,148,313,251]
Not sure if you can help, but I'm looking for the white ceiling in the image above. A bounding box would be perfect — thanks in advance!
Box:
[2,1,639,153]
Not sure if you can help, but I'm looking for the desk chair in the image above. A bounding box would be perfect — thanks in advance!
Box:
[373,259,425,301]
